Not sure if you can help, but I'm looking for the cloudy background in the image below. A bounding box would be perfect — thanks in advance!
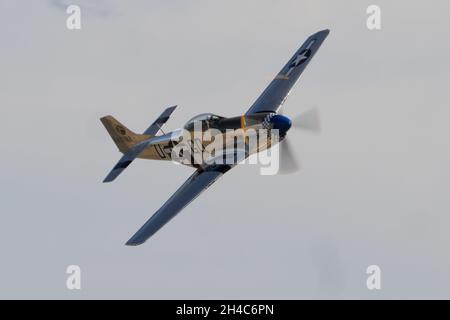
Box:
[1,0,449,299]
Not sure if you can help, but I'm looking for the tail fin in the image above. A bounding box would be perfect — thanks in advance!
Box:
[100,116,148,153]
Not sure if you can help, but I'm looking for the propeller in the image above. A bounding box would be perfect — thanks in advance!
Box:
[278,138,301,174]
[292,106,321,133]
[277,106,320,174]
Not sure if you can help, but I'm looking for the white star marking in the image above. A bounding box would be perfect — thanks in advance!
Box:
[292,51,309,66]
[284,50,308,77]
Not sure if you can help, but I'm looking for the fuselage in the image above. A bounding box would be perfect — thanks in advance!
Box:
[137,112,292,167]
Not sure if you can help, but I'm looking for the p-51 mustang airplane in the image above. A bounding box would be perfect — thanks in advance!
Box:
[101,29,329,246]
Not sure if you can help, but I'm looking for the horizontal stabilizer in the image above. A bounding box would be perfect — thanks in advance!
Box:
[103,140,152,183]
[144,105,177,136]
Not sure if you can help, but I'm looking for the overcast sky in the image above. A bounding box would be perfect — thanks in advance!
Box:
[1,0,450,299]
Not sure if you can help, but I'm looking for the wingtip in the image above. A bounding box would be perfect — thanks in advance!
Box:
[125,234,147,246]
[102,174,115,183]
[318,29,330,36]
[125,240,144,246]
[308,29,330,40]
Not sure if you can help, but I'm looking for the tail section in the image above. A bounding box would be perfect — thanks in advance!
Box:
[100,116,148,153]
[101,106,178,182]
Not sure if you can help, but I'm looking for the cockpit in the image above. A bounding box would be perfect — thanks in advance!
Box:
[183,113,224,131]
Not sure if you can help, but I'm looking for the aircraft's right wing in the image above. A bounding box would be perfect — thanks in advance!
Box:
[245,29,329,115]
[125,164,231,246]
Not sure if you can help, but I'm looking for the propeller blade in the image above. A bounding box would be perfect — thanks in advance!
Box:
[292,107,320,133]
[278,138,300,175]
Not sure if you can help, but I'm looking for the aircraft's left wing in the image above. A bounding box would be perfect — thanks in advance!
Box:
[245,29,329,115]
[125,165,231,246]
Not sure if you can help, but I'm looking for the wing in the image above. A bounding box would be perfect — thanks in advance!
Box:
[245,29,329,115]
[125,165,232,246]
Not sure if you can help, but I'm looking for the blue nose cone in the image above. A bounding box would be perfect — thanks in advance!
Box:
[270,114,292,134]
